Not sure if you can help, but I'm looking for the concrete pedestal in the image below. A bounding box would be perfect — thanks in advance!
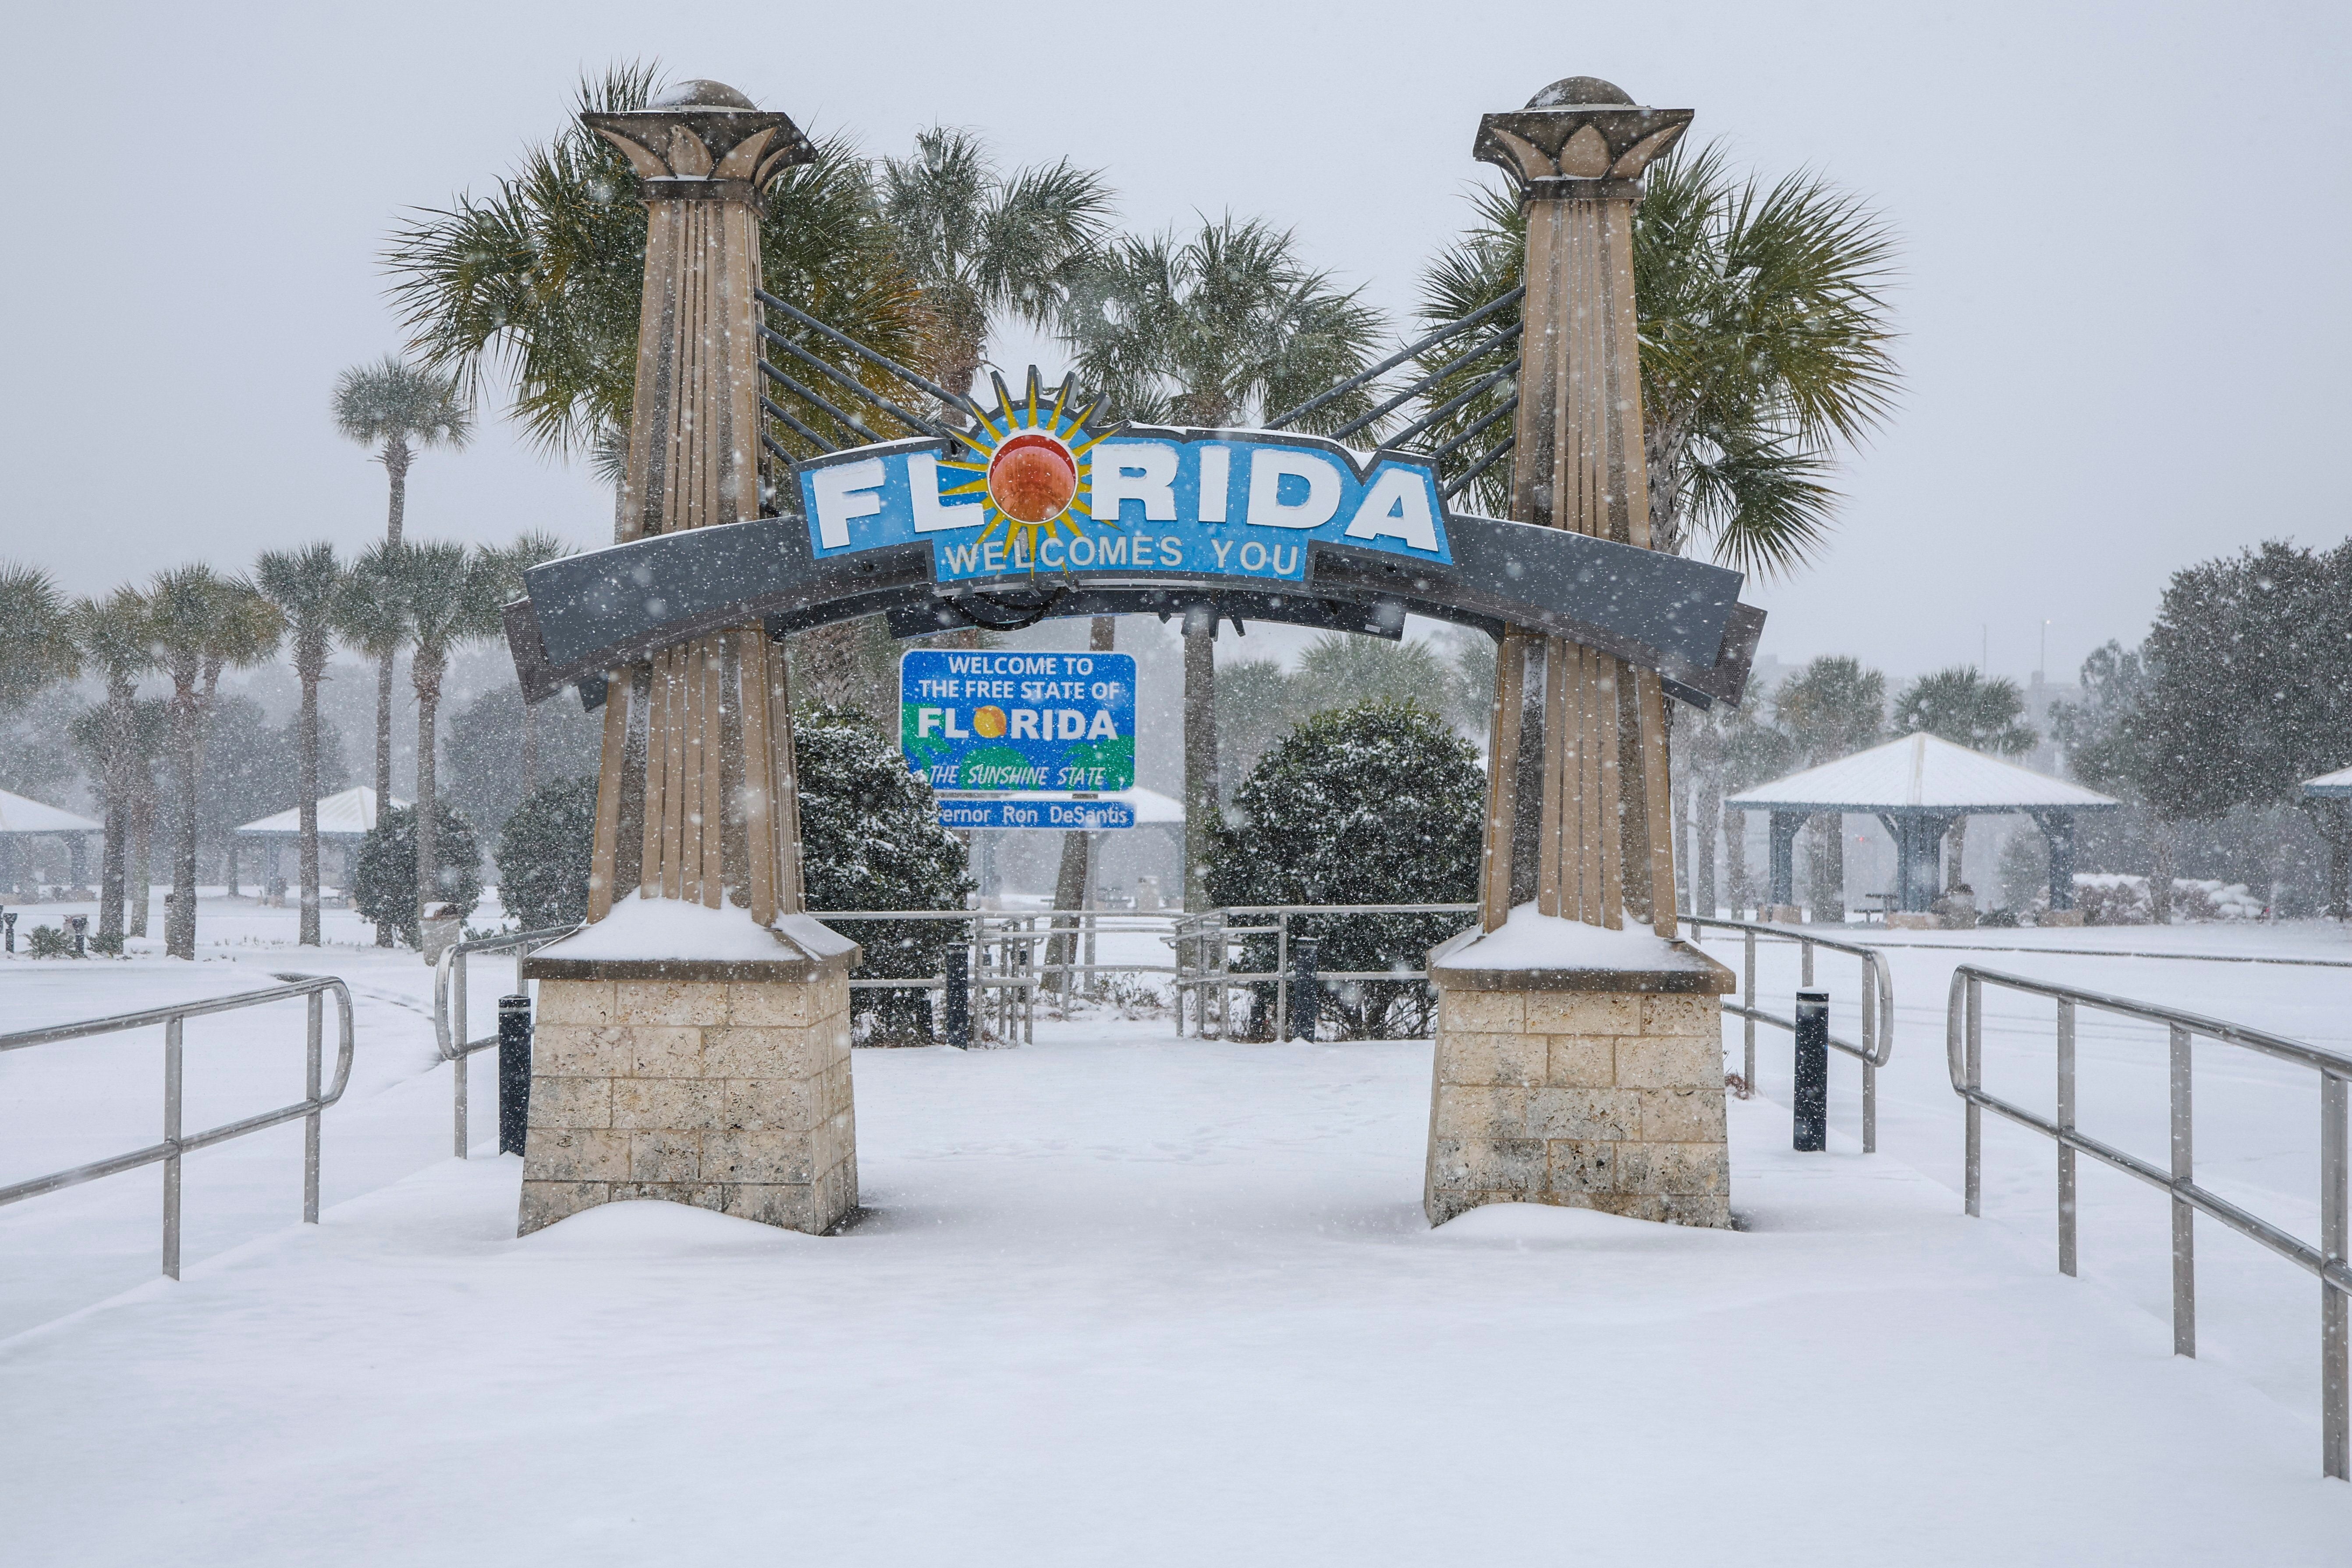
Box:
[515,949,857,1236]
[1425,935,1737,1228]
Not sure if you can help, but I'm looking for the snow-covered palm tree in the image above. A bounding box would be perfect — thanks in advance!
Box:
[69,587,153,949]
[332,356,472,547]
[255,544,348,946]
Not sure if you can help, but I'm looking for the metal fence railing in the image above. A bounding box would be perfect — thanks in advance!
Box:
[435,925,579,1157]
[1948,964,2352,1479]
[1171,905,1479,1040]
[0,975,356,1279]
[1684,915,1894,1152]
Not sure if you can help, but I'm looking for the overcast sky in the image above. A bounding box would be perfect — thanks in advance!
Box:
[8,0,2346,691]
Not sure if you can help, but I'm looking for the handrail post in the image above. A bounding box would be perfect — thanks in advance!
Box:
[2057,997,2077,1277]
[1861,958,1878,1153]
[163,1014,182,1280]
[1742,927,1757,1095]
[454,1047,470,1158]
[1965,975,1983,1218]
[2323,1070,2347,1480]
[2171,1022,2197,1358]
[1276,911,1290,1044]
[304,990,322,1224]
[1801,938,1814,989]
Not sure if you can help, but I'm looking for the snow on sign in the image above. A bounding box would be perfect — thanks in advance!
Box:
[798,373,1449,586]
[901,650,1136,793]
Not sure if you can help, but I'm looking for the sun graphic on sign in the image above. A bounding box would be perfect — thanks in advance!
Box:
[939,368,1118,560]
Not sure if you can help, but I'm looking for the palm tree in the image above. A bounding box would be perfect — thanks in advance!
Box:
[398,543,506,941]
[1063,216,1386,912]
[479,532,571,795]
[879,126,1115,404]
[68,588,153,950]
[1413,143,1898,573]
[146,567,282,958]
[1,563,77,719]
[385,64,929,536]
[1894,666,2037,894]
[255,544,347,947]
[332,356,472,547]
[339,543,410,829]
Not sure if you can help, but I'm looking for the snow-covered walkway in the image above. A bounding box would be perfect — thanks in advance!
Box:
[6,900,2352,1560]
[6,1015,2351,1561]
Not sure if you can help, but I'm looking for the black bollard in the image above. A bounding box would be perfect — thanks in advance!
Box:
[3,910,14,953]
[944,947,972,1050]
[1793,987,1828,1152]
[66,915,88,958]
[1289,937,1321,1041]
[497,994,532,1156]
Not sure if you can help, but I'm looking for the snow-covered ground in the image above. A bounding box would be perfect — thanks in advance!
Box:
[3,895,2350,1561]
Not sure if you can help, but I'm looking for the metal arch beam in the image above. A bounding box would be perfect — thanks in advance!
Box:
[505,508,1765,714]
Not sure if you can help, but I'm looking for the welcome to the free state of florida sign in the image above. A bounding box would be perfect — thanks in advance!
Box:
[798,426,1451,586]
[900,649,1138,794]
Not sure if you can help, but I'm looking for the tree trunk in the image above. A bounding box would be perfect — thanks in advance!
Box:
[1696,777,1722,919]
[1724,808,1750,918]
[520,694,541,799]
[1182,618,1218,912]
[1047,616,1117,994]
[2150,817,2176,924]
[129,779,152,938]
[166,689,201,959]
[96,679,133,950]
[414,653,442,944]
[227,837,241,899]
[298,670,322,946]
[383,436,410,546]
[375,651,395,804]
[1946,816,1970,898]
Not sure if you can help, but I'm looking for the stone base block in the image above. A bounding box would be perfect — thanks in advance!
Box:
[516,958,856,1237]
[2040,908,2085,927]
[1884,912,1938,931]
[1424,945,1735,1230]
[1759,905,1805,925]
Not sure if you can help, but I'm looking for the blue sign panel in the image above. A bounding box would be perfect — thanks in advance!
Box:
[937,798,1137,831]
[801,428,1450,586]
[901,650,1137,793]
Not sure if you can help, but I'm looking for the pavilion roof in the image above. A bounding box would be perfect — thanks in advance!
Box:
[2303,764,2352,798]
[1724,732,2120,815]
[0,787,102,836]
[235,786,405,839]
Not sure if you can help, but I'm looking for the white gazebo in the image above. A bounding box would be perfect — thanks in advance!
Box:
[235,787,405,889]
[1725,732,2120,915]
[0,787,104,893]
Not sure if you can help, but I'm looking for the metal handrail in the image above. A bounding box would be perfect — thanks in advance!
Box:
[435,924,578,1157]
[1946,964,2352,1479]
[1684,915,1894,1151]
[1173,904,1480,1040]
[0,975,356,1279]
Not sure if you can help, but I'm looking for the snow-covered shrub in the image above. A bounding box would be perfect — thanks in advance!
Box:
[22,923,79,958]
[354,802,482,948]
[2074,874,2151,925]
[795,707,972,1044]
[496,776,597,931]
[1207,699,1483,1039]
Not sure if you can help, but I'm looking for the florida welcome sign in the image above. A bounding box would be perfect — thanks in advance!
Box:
[798,372,1449,585]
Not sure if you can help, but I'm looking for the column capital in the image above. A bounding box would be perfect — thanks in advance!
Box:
[582,79,815,203]
[1474,76,1691,197]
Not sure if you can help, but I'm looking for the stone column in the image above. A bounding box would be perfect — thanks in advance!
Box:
[1474,76,1690,937]
[1433,78,1733,1229]
[518,80,859,1238]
